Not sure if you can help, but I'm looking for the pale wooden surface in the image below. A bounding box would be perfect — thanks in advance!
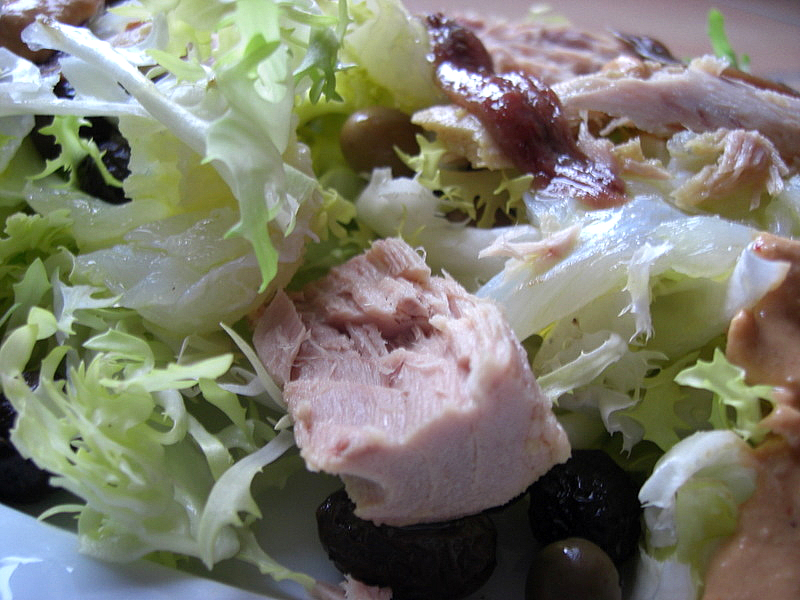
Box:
[404,0,800,88]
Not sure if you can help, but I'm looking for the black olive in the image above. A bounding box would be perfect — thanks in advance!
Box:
[527,449,641,565]
[74,126,131,205]
[31,79,76,161]
[0,394,16,444]
[339,107,422,177]
[30,77,131,204]
[525,537,622,600]
[0,372,55,505]
[0,451,54,505]
[0,371,36,441]
[316,488,497,600]
[31,116,61,162]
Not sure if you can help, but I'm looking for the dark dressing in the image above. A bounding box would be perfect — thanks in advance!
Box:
[425,14,627,209]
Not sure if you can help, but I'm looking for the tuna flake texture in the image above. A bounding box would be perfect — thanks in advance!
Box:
[253,238,570,526]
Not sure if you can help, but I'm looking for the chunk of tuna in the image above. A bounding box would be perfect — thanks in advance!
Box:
[254,238,569,525]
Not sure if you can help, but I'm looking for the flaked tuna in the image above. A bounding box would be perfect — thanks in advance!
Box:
[455,14,658,86]
[666,128,788,212]
[253,238,570,526]
[553,55,800,165]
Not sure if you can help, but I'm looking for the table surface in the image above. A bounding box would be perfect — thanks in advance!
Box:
[404,0,800,89]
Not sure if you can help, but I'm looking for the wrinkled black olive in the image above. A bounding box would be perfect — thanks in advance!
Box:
[31,115,62,163]
[316,488,497,600]
[31,79,75,161]
[74,124,131,205]
[30,78,131,204]
[0,371,36,440]
[525,537,621,600]
[527,449,641,565]
[339,107,422,177]
[0,372,55,505]
[0,395,15,445]
[0,451,53,505]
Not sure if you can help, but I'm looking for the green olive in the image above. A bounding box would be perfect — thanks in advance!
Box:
[525,537,622,600]
[339,106,422,176]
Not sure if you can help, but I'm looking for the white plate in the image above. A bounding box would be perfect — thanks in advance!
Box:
[1,468,535,599]
[0,470,336,600]
[0,503,274,600]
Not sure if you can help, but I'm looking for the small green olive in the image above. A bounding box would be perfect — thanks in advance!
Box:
[339,106,422,176]
[525,537,622,600]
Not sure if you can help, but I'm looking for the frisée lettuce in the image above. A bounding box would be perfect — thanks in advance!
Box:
[3,0,349,332]
[0,0,360,591]
[0,255,310,584]
[0,0,474,592]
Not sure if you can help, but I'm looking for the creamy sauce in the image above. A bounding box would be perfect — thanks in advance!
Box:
[727,233,800,446]
[702,440,800,600]
[704,235,800,598]
[0,0,104,63]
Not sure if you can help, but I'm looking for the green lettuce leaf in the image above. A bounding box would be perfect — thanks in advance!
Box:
[10,0,350,322]
[707,9,749,71]
[0,261,309,585]
[675,348,775,443]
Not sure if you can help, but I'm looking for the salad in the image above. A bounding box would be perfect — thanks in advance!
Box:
[0,0,799,599]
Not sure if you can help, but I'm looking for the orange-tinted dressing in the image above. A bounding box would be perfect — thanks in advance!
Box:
[704,234,800,599]
[702,440,800,600]
[727,233,800,446]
